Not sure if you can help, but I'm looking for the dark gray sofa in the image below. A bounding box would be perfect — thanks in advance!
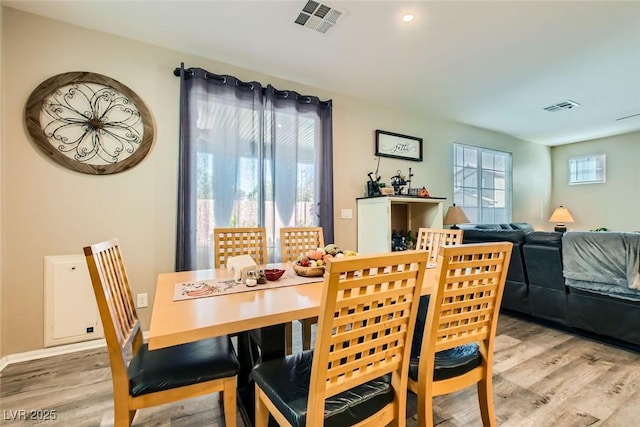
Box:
[562,231,640,347]
[522,231,568,326]
[460,223,533,315]
[459,224,640,350]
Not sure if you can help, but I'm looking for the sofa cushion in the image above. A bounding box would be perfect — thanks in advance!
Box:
[462,229,527,245]
[525,231,562,246]
[511,223,535,232]
[567,280,640,302]
[463,223,511,230]
[461,223,534,232]
[568,288,640,345]
[462,228,529,314]
[563,231,640,291]
[523,232,564,289]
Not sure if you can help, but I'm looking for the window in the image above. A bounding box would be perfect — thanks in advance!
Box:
[193,102,319,256]
[176,68,333,270]
[569,154,606,185]
[453,143,512,224]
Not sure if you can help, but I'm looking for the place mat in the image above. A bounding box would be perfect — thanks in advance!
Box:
[173,268,324,301]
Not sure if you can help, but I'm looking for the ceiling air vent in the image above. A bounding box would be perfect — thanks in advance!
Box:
[294,0,344,34]
[543,100,581,112]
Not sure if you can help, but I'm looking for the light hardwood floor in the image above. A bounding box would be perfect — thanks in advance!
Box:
[1,314,639,426]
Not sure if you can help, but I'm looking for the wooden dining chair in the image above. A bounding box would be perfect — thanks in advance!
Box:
[280,226,325,262]
[84,239,239,427]
[415,227,464,266]
[213,227,268,268]
[408,242,512,427]
[252,250,428,427]
[280,226,324,353]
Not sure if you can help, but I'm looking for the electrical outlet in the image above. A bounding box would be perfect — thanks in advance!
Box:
[341,208,353,219]
[136,293,148,308]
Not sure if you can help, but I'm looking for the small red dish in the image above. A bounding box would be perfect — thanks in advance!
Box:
[264,268,285,281]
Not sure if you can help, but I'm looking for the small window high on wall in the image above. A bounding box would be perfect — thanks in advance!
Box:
[453,143,512,224]
[569,154,606,185]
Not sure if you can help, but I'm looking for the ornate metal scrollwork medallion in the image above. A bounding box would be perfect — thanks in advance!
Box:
[25,71,155,174]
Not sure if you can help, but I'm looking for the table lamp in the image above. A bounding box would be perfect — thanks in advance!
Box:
[444,203,470,229]
[549,206,574,232]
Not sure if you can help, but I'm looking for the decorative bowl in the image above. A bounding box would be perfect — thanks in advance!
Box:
[293,264,325,277]
[264,268,285,281]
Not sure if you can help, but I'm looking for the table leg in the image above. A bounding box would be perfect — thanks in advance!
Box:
[235,324,286,427]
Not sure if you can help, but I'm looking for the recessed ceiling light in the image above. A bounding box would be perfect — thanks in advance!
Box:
[402,14,414,23]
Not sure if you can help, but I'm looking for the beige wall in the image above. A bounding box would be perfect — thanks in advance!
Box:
[551,131,640,231]
[1,8,550,355]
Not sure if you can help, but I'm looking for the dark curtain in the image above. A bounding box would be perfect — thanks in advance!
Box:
[264,85,334,244]
[175,65,263,271]
[175,64,194,271]
[176,65,333,270]
[318,96,334,244]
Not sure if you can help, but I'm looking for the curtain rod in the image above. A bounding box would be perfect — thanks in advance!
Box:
[173,64,332,107]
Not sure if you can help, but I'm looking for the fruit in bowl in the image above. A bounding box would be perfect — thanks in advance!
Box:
[293,244,358,276]
[264,268,285,281]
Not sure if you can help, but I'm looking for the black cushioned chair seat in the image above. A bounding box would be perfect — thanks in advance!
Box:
[251,350,394,427]
[128,336,240,397]
[408,343,481,382]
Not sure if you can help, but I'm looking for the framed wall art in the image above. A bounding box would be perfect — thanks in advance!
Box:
[25,71,155,175]
[375,130,423,162]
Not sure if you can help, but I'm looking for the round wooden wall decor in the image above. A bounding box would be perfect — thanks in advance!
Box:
[25,71,155,175]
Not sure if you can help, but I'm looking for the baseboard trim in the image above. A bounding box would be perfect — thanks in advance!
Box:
[0,331,149,372]
[0,339,107,372]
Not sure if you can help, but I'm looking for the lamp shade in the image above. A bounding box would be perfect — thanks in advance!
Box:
[443,204,470,228]
[549,206,574,232]
[549,206,574,223]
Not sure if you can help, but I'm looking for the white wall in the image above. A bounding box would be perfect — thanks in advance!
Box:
[551,131,640,231]
[1,7,550,354]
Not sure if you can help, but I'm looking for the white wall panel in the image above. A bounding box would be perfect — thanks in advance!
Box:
[44,255,103,347]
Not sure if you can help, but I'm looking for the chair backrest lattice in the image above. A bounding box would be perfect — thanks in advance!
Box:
[306,250,428,420]
[428,242,512,355]
[85,239,240,427]
[280,227,325,262]
[213,227,268,268]
[416,228,463,266]
[84,239,142,383]
[408,242,512,427]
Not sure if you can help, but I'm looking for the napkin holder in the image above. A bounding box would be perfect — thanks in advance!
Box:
[227,255,257,284]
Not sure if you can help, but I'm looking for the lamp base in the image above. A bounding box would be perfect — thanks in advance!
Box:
[554,225,567,233]
[449,224,460,230]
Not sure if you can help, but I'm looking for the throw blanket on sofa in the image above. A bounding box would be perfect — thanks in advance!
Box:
[563,231,640,290]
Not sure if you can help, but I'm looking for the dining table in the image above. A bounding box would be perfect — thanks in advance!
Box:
[148,262,437,426]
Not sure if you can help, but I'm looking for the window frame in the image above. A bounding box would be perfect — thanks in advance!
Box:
[568,154,606,185]
[452,143,512,224]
